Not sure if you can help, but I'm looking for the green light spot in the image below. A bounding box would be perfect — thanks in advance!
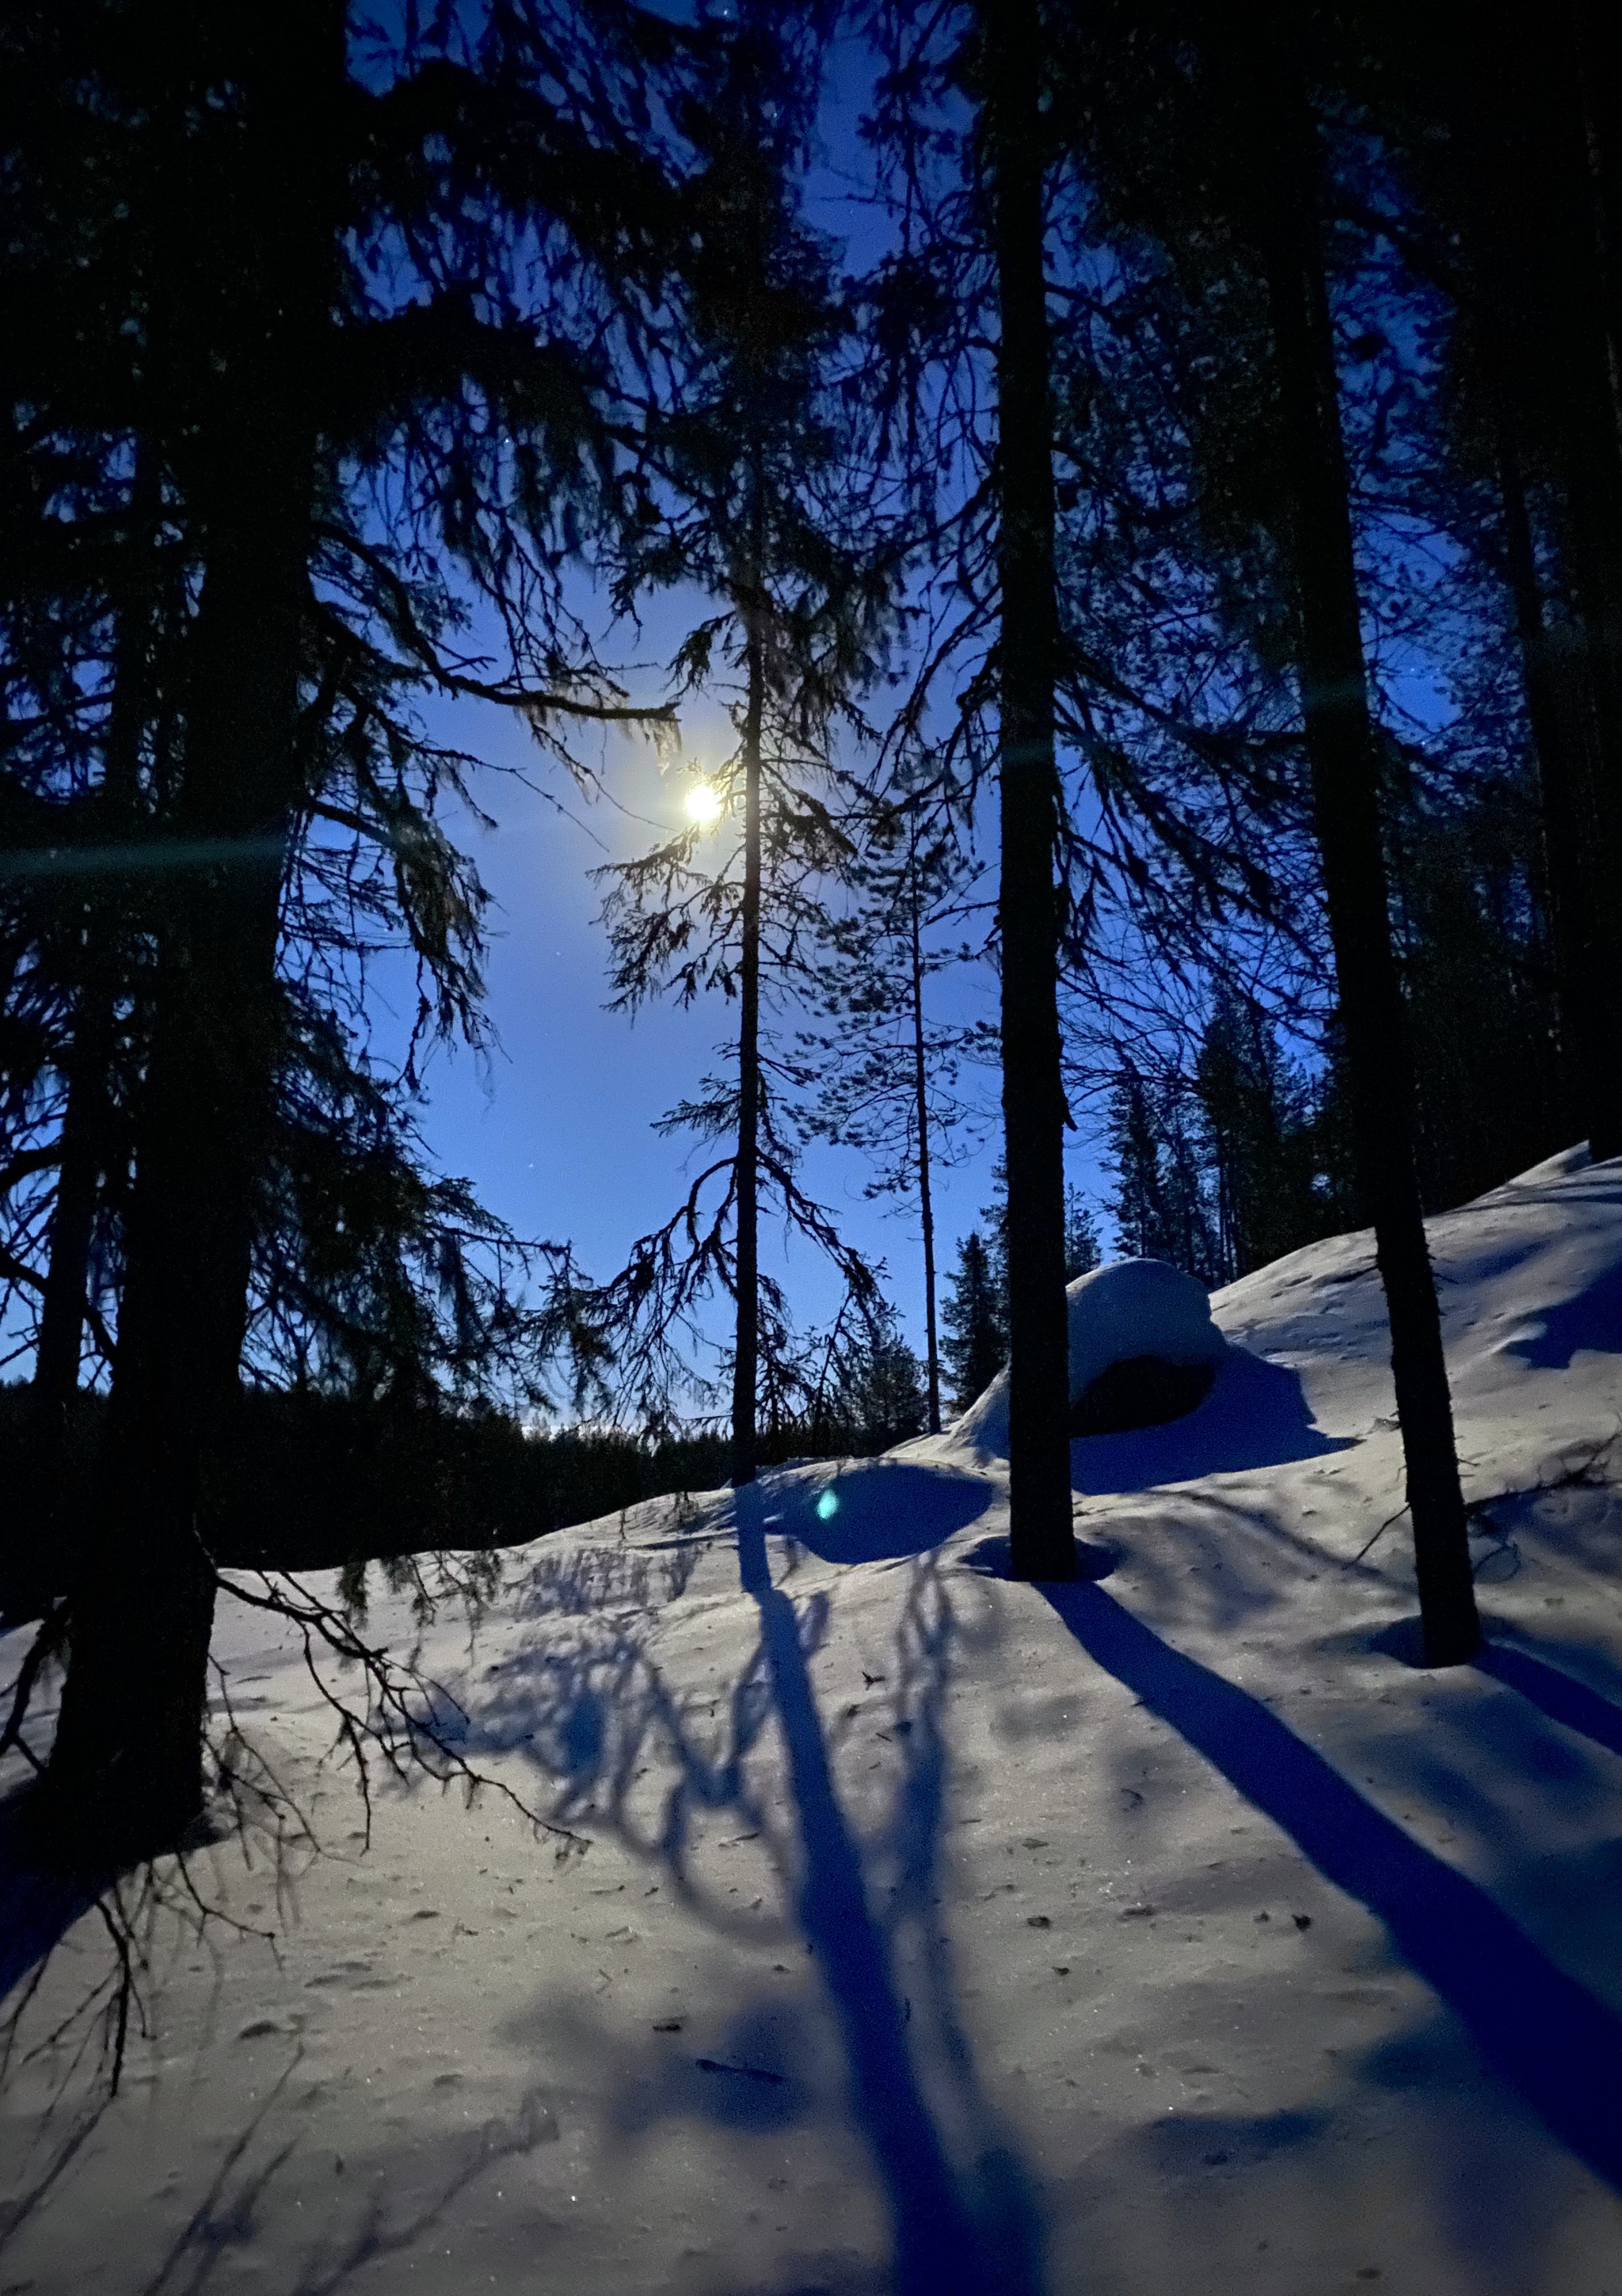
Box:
[816,1488,839,1521]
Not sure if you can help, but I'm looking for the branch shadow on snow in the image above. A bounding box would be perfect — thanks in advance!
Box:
[118,2062,560,2296]
[1038,1578,1622,2197]
[735,1490,1043,2296]
[1068,1346,1353,1496]
[2,1940,564,2296]
[460,1514,1045,2296]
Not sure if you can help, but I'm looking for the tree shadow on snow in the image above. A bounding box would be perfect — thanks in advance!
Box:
[460,1511,1046,2296]
[1357,1610,1622,1771]
[1475,1640,1622,1763]
[735,1489,1043,2296]
[1068,1346,1353,1496]
[1038,1579,1622,2196]
[757,1460,995,1565]
[1498,1259,1622,1371]
[0,1784,105,2011]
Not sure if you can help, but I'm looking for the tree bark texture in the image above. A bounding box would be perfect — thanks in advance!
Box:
[1249,27,1479,1665]
[908,855,942,1436]
[1531,17,1622,1159]
[37,11,337,1864]
[730,588,765,1488]
[30,463,157,1492]
[1575,1,1622,447]
[1449,23,1622,1156]
[984,0,1076,1578]
[1491,416,1604,1141]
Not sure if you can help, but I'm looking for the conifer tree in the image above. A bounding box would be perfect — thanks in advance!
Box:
[975,1159,1099,1313]
[980,0,1076,1576]
[6,0,685,1861]
[1108,1070,1171,1265]
[591,1,893,1482]
[1195,994,1320,1279]
[1064,1188,1102,1282]
[1342,5,1622,1161]
[941,1230,1005,1415]
[1034,1,1482,1658]
[798,789,985,1434]
[1230,9,1479,1661]
[811,1300,928,1450]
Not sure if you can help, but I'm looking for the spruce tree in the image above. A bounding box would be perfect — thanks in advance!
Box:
[10,0,686,1861]
[1064,1186,1102,1281]
[589,1,892,1481]
[1231,10,1479,1661]
[1195,993,1321,1279]
[981,0,1076,1576]
[1107,1070,1171,1264]
[799,790,984,1434]
[941,1230,1006,1415]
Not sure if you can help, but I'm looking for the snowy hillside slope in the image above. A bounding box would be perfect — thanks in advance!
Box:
[5,1148,1622,2294]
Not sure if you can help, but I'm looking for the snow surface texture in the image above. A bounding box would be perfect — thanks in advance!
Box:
[6,1149,1622,2294]
[954,1255,1226,1452]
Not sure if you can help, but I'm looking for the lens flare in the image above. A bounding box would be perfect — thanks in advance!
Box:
[684,781,723,826]
[815,1488,839,1521]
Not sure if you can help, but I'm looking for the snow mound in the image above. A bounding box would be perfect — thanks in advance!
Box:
[954,1255,1224,1454]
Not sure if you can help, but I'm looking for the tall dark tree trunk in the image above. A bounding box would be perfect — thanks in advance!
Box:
[1449,27,1622,1156]
[907,848,942,1435]
[40,431,314,1864]
[1531,14,1622,1157]
[29,460,158,1502]
[1491,414,1605,1139]
[31,1000,112,1439]
[984,0,1075,1579]
[24,975,119,1623]
[35,12,335,1864]
[731,586,765,1489]
[1248,28,1479,1665]
[1552,522,1622,1166]
[1575,0,1622,445]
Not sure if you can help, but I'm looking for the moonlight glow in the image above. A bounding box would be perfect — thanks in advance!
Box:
[684,780,723,827]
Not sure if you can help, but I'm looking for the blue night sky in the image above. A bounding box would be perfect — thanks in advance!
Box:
[346,26,1118,1405]
[397,602,1112,1399]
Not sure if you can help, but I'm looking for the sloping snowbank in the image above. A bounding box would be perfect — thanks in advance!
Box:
[4,1148,1622,2296]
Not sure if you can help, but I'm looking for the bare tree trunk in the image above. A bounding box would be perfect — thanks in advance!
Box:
[1451,27,1622,1156]
[1250,25,1479,1666]
[35,12,334,1865]
[40,436,313,1864]
[1576,0,1622,444]
[731,588,765,1489]
[31,1005,111,1436]
[1491,413,1605,1140]
[30,459,157,1494]
[908,848,942,1435]
[1536,14,1622,1158]
[984,0,1075,1580]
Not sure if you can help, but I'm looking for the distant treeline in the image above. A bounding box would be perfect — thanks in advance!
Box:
[0,1383,905,1624]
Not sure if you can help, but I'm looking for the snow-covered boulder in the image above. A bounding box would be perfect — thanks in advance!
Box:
[954,1256,1224,1454]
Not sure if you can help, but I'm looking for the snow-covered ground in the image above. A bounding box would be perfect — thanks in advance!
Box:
[6,1147,1622,2294]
